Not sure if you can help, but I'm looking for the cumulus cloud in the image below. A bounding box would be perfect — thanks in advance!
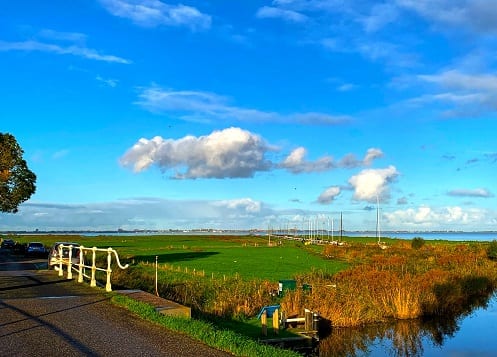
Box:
[339,148,384,168]
[280,147,333,173]
[212,198,262,214]
[280,147,383,174]
[363,148,384,165]
[121,127,383,178]
[318,186,341,204]
[348,166,399,202]
[119,127,274,179]
[135,86,351,125]
[448,188,493,198]
[383,205,491,229]
[99,0,211,30]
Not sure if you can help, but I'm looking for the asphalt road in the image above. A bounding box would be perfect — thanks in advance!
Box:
[0,248,232,357]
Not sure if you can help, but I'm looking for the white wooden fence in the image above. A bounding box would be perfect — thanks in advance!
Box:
[55,244,129,292]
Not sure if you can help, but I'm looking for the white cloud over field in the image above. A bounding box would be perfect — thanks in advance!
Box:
[318,186,341,204]
[120,127,384,179]
[348,166,399,202]
[119,127,273,178]
[383,205,497,230]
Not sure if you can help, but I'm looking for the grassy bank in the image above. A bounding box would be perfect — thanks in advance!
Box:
[111,294,301,357]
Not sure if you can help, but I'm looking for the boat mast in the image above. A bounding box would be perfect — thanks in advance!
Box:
[376,195,381,244]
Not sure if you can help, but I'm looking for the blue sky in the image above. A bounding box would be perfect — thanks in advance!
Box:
[1,0,497,232]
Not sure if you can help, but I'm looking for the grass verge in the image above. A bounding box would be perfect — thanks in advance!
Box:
[111,294,301,357]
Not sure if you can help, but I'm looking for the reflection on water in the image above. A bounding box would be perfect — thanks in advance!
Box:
[317,293,497,357]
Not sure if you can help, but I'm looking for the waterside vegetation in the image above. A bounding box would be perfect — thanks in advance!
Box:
[7,233,497,354]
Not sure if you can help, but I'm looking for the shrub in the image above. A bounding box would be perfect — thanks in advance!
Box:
[486,240,497,260]
[411,237,425,250]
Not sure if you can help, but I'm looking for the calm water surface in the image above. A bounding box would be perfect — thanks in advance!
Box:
[318,294,497,356]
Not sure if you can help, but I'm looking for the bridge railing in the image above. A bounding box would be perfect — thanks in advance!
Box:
[55,244,129,292]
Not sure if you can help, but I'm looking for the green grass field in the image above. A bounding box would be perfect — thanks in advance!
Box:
[11,234,349,280]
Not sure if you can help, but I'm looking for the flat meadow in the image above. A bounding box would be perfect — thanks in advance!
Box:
[9,233,497,332]
[13,233,348,280]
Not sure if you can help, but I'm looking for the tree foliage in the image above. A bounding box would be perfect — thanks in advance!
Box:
[411,237,425,250]
[0,133,37,213]
[486,240,497,260]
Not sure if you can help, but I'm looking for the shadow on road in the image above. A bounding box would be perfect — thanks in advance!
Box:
[0,275,70,292]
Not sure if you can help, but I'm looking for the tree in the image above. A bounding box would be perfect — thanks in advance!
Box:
[486,240,497,260]
[0,133,37,213]
[411,237,425,250]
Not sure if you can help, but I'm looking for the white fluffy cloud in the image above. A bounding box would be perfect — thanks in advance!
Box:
[280,147,333,173]
[121,128,384,179]
[383,205,492,229]
[213,198,262,214]
[99,0,211,30]
[318,186,341,204]
[120,127,273,179]
[281,147,383,173]
[348,165,399,202]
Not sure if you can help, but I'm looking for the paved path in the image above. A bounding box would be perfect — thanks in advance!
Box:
[0,249,232,357]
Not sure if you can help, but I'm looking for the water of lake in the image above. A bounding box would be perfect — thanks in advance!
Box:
[317,293,497,356]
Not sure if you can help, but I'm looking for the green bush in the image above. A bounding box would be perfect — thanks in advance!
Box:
[486,240,497,260]
[411,237,425,250]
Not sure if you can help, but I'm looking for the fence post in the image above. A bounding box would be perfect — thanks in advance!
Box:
[155,255,159,296]
[90,247,97,287]
[106,247,112,292]
[67,245,73,280]
[77,245,84,283]
[58,244,64,277]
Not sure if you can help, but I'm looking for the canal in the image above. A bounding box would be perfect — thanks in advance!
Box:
[316,293,497,356]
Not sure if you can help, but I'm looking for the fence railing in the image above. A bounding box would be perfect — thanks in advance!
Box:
[55,244,129,292]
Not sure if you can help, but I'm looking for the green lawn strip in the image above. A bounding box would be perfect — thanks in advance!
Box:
[111,294,301,357]
[11,234,349,280]
[135,244,348,281]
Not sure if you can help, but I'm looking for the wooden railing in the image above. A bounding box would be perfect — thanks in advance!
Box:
[55,244,129,292]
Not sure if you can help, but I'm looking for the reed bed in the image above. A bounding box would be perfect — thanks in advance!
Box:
[281,241,497,327]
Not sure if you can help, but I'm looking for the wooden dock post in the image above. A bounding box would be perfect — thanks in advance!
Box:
[261,310,267,336]
[304,308,312,331]
[273,308,279,335]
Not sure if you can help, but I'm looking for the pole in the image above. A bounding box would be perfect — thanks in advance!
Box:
[155,255,159,296]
